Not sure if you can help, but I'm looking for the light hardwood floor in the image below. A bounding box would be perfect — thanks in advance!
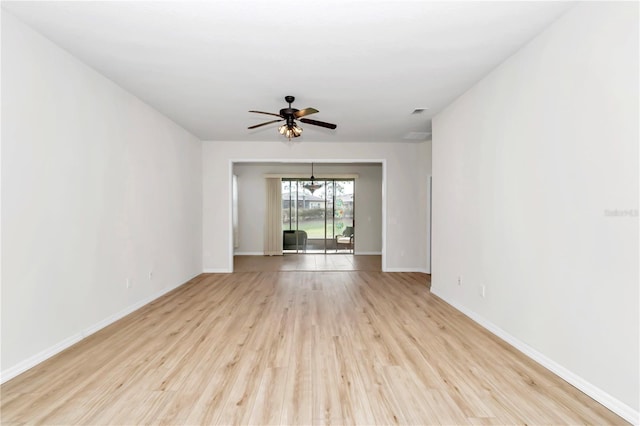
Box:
[1,260,627,425]
[234,254,382,272]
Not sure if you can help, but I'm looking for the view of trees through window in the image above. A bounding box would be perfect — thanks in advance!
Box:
[282,179,354,252]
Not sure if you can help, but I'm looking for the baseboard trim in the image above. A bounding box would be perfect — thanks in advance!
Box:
[81,283,180,337]
[203,268,232,273]
[383,267,430,273]
[431,289,639,425]
[0,334,84,385]
[233,252,384,257]
[0,275,198,385]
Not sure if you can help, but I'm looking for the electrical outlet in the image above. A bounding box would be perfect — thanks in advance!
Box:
[126,278,131,289]
[480,285,486,298]
[149,271,153,280]
[457,276,461,286]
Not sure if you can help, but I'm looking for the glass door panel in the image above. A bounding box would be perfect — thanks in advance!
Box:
[282,178,354,254]
[324,181,335,250]
[334,180,354,252]
[298,180,324,252]
[282,180,303,252]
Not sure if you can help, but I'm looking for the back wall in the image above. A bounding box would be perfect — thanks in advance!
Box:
[202,140,431,272]
[233,162,383,255]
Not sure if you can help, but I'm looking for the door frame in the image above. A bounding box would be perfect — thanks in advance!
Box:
[228,159,386,272]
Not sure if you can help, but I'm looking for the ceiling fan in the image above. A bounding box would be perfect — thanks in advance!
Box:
[248,95,337,140]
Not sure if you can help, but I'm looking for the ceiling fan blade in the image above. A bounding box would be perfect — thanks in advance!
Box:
[248,119,283,129]
[294,108,319,118]
[299,118,337,130]
[249,110,283,118]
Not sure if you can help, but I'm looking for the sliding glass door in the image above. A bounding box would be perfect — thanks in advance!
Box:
[282,179,354,253]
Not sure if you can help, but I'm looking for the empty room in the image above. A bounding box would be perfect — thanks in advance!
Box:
[1,1,638,425]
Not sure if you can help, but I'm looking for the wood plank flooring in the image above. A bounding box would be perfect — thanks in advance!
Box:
[1,266,627,425]
[234,254,381,272]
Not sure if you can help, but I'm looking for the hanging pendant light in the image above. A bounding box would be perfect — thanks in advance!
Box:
[303,162,323,193]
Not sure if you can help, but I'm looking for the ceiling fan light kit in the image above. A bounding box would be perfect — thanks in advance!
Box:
[249,96,337,141]
[278,123,303,139]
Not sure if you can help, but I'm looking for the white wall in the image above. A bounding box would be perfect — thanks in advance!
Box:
[1,12,203,380]
[232,162,383,254]
[432,2,638,421]
[202,141,430,272]
[418,140,432,273]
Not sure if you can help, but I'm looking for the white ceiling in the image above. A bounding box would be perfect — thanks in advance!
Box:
[2,1,573,143]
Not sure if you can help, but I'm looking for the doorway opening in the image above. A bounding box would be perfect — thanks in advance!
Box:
[282,178,354,254]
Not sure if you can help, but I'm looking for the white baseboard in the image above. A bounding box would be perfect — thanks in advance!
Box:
[0,334,85,385]
[203,268,232,273]
[383,267,430,273]
[431,289,639,425]
[234,252,383,256]
[0,275,197,385]
[81,282,180,337]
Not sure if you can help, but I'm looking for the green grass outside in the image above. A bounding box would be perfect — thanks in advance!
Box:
[283,219,351,239]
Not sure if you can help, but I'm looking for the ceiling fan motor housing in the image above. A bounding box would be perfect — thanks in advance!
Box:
[280,108,299,122]
[281,95,298,122]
